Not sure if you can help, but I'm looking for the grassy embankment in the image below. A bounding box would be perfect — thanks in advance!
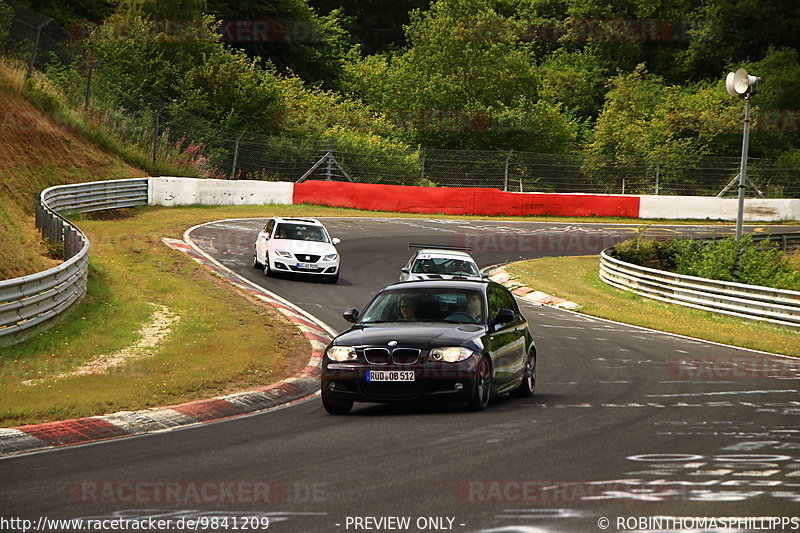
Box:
[0,62,315,426]
[0,61,147,279]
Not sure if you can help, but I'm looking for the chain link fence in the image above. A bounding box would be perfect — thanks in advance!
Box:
[3,1,800,197]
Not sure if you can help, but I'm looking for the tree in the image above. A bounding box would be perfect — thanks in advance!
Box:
[206,0,358,89]
[585,65,742,193]
[344,0,578,151]
[538,47,607,121]
[739,47,800,159]
[309,0,431,54]
[678,0,800,82]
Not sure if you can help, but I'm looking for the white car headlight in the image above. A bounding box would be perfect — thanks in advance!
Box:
[274,250,293,258]
[327,346,357,362]
[429,347,474,363]
[323,253,338,261]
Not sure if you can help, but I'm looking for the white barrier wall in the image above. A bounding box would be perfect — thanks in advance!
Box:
[146,177,800,221]
[149,177,294,206]
[639,195,800,222]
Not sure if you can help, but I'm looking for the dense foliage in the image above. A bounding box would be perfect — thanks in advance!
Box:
[15,0,800,163]
[614,235,800,290]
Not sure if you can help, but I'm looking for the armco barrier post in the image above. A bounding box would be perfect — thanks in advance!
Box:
[55,218,63,246]
[45,213,53,242]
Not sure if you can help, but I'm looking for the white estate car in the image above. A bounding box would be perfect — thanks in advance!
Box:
[399,245,485,282]
[253,217,341,283]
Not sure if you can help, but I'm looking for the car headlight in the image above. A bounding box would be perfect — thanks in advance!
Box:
[327,346,357,362]
[429,347,474,363]
[322,253,338,261]
[274,250,293,258]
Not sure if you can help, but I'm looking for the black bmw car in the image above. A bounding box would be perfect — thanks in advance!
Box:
[321,280,536,414]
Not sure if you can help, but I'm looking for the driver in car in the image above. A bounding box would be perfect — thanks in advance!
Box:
[398,297,418,321]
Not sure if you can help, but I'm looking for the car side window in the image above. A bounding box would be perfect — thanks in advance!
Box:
[499,285,520,314]
[488,285,519,321]
[487,286,502,321]
[264,220,274,236]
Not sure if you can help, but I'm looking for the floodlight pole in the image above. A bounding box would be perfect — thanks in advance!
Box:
[735,94,751,242]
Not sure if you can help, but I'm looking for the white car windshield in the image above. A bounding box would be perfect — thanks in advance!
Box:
[412,257,480,276]
[274,223,328,242]
[359,288,484,324]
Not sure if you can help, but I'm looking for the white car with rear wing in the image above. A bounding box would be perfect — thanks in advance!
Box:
[399,244,486,282]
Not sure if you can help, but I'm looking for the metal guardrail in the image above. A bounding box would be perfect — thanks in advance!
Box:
[599,239,800,329]
[0,179,149,344]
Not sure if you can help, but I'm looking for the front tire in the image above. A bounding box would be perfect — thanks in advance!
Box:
[322,393,353,415]
[510,350,536,398]
[253,249,263,269]
[263,254,273,277]
[326,272,339,283]
[467,356,491,411]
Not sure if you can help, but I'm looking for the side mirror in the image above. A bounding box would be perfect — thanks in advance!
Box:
[493,308,515,325]
[343,308,360,323]
[481,273,489,279]
[332,237,341,245]
[401,267,410,274]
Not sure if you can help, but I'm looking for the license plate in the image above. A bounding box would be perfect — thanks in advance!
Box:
[366,370,415,382]
[296,262,316,269]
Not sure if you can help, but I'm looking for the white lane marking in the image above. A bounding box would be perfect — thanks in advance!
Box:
[646,390,798,398]
[184,220,337,337]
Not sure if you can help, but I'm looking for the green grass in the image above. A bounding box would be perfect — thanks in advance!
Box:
[506,255,800,356]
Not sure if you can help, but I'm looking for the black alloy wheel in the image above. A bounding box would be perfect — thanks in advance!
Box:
[467,356,491,411]
[510,350,535,398]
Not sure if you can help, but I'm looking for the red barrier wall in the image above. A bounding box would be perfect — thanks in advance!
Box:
[293,181,640,218]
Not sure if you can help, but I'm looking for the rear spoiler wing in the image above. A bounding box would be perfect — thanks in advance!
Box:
[408,243,472,252]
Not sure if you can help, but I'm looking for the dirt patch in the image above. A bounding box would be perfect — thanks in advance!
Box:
[22,303,180,385]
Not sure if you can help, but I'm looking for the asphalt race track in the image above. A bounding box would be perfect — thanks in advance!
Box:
[2,218,799,533]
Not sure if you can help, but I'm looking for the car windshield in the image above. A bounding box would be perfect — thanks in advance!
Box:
[274,223,328,242]
[411,257,480,276]
[359,288,485,324]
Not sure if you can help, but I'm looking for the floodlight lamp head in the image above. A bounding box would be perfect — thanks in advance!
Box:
[726,68,761,97]
[725,72,738,96]
[746,75,761,95]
